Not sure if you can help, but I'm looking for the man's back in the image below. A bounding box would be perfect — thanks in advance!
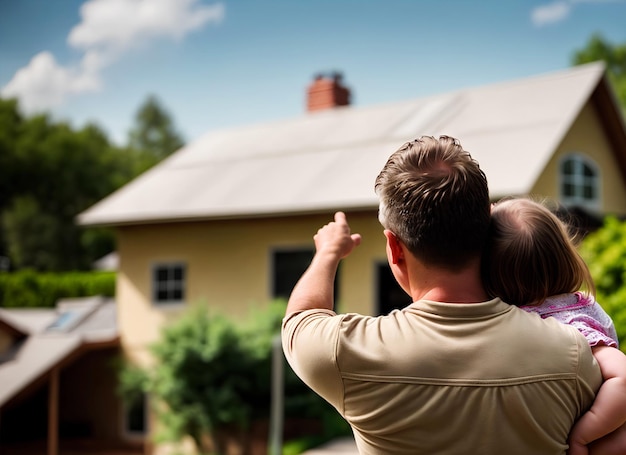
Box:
[283,136,602,454]
[282,298,602,454]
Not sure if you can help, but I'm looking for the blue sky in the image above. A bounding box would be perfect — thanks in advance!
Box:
[1,0,625,146]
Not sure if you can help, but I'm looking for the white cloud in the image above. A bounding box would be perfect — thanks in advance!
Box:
[68,0,225,58]
[531,1,571,26]
[531,0,625,26]
[1,51,102,112]
[1,0,225,115]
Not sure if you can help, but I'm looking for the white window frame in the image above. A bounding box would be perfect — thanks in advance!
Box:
[559,153,601,212]
[152,262,186,306]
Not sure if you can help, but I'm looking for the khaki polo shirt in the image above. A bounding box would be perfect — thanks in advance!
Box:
[282,298,602,455]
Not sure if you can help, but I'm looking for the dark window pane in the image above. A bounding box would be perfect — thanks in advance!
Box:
[126,395,146,433]
[562,159,574,175]
[156,269,168,281]
[153,263,186,303]
[377,263,412,316]
[273,250,314,299]
[561,155,599,206]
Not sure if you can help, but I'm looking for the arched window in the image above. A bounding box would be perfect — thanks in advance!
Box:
[560,154,600,210]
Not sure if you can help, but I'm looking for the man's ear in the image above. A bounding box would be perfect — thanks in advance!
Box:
[384,230,405,265]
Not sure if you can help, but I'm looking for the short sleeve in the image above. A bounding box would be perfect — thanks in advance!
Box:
[564,297,618,348]
[567,311,618,348]
[281,310,346,410]
[524,294,619,348]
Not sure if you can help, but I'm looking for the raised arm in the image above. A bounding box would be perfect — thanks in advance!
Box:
[285,212,361,316]
[568,346,626,455]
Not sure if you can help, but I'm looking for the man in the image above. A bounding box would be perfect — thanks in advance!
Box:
[281,135,601,454]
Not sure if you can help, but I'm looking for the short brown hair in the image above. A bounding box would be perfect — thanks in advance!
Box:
[375,135,491,270]
[482,198,595,306]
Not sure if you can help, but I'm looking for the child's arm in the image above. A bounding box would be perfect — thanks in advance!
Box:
[568,346,626,455]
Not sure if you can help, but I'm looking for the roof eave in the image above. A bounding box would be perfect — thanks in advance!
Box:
[592,73,626,186]
[78,203,380,228]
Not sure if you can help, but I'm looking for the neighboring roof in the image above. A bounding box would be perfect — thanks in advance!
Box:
[0,296,118,407]
[78,62,617,227]
[93,251,119,271]
[0,308,57,335]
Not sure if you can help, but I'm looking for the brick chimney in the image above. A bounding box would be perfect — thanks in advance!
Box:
[306,71,351,112]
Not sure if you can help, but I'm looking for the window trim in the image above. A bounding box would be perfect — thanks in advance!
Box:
[558,153,601,212]
[121,392,149,440]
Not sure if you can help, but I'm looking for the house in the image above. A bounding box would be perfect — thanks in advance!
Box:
[0,296,143,455]
[75,62,626,452]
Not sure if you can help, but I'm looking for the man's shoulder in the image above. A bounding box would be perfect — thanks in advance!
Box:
[500,304,597,358]
[512,304,581,336]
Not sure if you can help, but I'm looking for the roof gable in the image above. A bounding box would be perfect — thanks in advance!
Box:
[0,297,118,407]
[78,62,611,226]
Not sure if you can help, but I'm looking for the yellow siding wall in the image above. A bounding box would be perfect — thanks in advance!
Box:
[531,102,626,214]
[117,211,388,361]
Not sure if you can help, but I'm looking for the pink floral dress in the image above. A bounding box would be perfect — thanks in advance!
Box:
[521,292,618,348]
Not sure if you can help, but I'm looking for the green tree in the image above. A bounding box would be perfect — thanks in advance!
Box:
[573,34,626,110]
[0,94,188,272]
[128,95,185,161]
[0,98,24,259]
[580,217,626,347]
[120,303,268,454]
[0,98,141,271]
[118,302,349,455]
[3,196,60,270]
[0,99,22,209]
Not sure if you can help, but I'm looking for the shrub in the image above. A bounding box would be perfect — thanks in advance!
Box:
[580,216,626,347]
[0,270,115,307]
[118,301,350,454]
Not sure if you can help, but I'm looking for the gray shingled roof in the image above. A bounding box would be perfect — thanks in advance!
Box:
[0,296,118,407]
[78,62,607,227]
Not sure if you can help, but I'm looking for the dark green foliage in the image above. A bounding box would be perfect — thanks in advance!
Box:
[3,196,60,270]
[0,98,132,270]
[580,217,626,347]
[573,34,626,110]
[0,95,183,272]
[0,270,115,308]
[117,361,148,407]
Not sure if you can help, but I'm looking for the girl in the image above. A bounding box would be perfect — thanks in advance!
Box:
[483,197,626,455]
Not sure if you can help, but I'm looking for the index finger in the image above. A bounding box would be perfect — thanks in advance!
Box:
[334,211,347,224]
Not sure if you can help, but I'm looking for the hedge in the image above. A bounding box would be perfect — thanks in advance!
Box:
[0,270,116,308]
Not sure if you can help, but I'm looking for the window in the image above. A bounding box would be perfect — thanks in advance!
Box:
[46,312,81,332]
[123,394,148,437]
[272,249,314,300]
[560,154,600,210]
[376,262,412,316]
[152,263,186,304]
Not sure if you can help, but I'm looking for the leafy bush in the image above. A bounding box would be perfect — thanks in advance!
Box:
[0,270,115,307]
[118,301,350,454]
[581,216,626,347]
